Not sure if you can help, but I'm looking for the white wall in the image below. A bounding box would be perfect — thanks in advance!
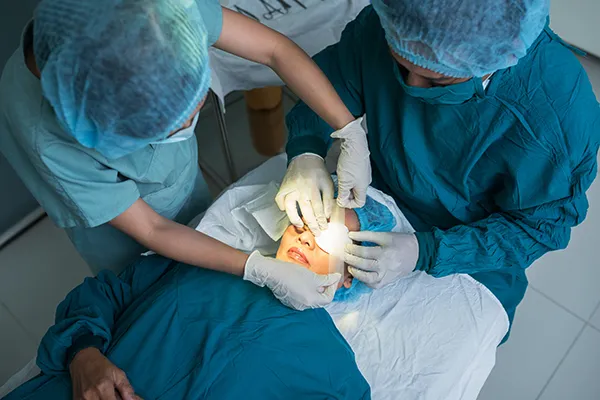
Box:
[551,0,600,57]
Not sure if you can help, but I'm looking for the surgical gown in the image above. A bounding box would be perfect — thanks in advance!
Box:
[0,2,223,275]
[286,7,600,328]
[4,256,370,399]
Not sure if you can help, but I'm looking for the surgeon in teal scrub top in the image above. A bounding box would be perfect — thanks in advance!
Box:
[283,0,600,334]
[0,0,368,311]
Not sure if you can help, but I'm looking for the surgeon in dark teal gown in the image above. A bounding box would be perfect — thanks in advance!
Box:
[4,256,370,399]
[285,1,600,337]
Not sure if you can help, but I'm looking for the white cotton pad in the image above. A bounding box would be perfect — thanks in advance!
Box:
[323,203,350,276]
[244,182,290,241]
[316,222,351,257]
[251,203,290,242]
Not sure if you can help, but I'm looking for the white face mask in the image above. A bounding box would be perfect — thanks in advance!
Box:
[152,112,200,145]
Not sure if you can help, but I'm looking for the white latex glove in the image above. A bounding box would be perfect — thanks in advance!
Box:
[275,154,334,235]
[243,251,341,310]
[344,231,418,289]
[331,116,372,209]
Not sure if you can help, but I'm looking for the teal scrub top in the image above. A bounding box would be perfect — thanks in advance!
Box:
[286,7,600,328]
[0,3,223,274]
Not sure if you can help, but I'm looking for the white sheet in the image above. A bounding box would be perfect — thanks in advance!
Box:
[196,154,509,400]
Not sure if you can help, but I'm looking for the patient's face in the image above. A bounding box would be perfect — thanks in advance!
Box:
[276,224,352,289]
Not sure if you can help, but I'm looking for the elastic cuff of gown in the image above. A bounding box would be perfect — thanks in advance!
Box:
[285,136,328,163]
[66,334,106,367]
[414,231,436,274]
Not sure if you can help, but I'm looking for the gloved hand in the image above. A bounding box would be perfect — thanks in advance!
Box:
[243,251,341,310]
[344,231,418,289]
[275,153,334,235]
[331,116,372,209]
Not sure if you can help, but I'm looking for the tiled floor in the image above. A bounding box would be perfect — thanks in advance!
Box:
[1,57,600,399]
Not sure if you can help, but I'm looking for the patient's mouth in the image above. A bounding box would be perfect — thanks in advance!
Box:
[287,247,309,266]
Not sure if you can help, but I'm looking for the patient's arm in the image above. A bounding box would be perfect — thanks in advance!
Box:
[37,260,172,375]
[38,271,131,375]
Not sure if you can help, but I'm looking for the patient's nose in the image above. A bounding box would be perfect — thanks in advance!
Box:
[298,230,316,249]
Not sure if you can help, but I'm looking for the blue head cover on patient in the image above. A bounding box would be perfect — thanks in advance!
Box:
[333,192,397,302]
[355,195,397,234]
[334,278,372,302]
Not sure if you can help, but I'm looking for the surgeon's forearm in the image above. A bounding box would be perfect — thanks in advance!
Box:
[414,212,567,277]
[215,8,354,131]
[268,40,355,130]
[110,199,248,276]
[145,219,248,276]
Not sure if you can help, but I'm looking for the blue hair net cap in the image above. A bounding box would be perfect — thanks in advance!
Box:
[34,0,212,158]
[354,195,397,233]
[371,0,550,77]
[333,279,371,302]
[332,192,397,302]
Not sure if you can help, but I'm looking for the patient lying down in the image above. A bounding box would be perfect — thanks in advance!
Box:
[2,185,396,400]
[276,209,360,290]
[197,179,401,300]
[3,178,509,400]
[194,179,509,400]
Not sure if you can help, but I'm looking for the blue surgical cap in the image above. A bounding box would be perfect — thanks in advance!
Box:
[333,193,397,302]
[371,0,550,78]
[34,0,212,159]
[333,279,371,302]
[354,195,397,233]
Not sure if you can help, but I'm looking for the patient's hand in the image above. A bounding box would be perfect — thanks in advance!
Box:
[70,348,138,400]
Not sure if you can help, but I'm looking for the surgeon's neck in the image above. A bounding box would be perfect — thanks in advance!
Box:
[25,43,41,79]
